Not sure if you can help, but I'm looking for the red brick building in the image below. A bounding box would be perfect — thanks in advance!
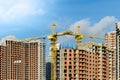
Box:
[0,40,46,80]
[56,42,113,80]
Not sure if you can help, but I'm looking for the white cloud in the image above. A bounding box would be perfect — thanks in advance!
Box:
[0,0,46,22]
[70,16,117,36]
[58,16,118,43]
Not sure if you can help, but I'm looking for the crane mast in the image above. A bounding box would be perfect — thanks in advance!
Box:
[47,23,57,80]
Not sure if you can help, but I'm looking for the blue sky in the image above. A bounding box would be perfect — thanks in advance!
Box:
[0,0,120,53]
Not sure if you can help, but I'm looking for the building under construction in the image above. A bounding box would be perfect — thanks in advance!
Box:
[55,42,114,80]
[0,23,115,80]
[45,24,115,80]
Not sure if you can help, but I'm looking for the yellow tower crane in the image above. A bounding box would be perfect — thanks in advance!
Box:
[47,24,105,80]
[19,24,104,80]
[47,24,85,80]
[47,23,57,80]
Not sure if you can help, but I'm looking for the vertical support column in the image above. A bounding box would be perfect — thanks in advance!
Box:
[49,23,57,80]
[50,40,57,80]
[116,22,120,80]
[76,50,79,80]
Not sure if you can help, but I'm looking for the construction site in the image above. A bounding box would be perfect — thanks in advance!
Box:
[0,23,118,80]
[46,24,115,80]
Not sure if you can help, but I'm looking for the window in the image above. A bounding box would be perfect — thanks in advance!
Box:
[64,58,67,60]
[64,74,67,76]
[64,70,67,73]
[65,49,67,52]
[69,66,72,69]
[65,62,67,64]
[65,66,67,68]
[64,53,67,57]
[69,74,72,77]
